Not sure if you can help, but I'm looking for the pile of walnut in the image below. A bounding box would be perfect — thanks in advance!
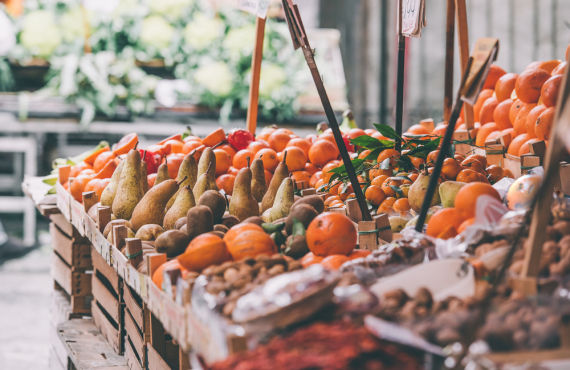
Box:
[377,286,569,351]
[202,254,302,317]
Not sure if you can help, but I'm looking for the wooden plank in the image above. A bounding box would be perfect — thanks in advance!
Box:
[52,252,92,296]
[125,335,143,370]
[91,300,123,355]
[51,223,92,270]
[57,318,127,369]
[125,308,145,365]
[70,295,92,316]
[146,344,170,370]
[92,272,121,324]
[91,246,120,293]
[123,284,144,331]
[456,0,474,129]
[50,212,76,239]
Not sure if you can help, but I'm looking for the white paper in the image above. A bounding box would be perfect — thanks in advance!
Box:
[238,0,270,19]
[401,0,426,38]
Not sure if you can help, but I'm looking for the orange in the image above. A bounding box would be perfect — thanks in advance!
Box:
[456,168,486,183]
[152,259,181,288]
[306,212,357,256]
[467,154,487,169]
[455,182,501,219]
[284,146,307,171]
[540,75,562,107]
[308,140,339,167]
[202,128,226,147]
[147,173,156,188]
[513,103,536,136]
[216,174,235,195]
[426,150,440,166]
[508,134,530,156]
[320,255,350,270]
[69,173,93,202]
[495,73,518,102]
[479,96,498,124]
[112,133,139,156]
[346,128,366,139]
[322,160,341,182]
[247,140,270,154]
[461,157,485,173]
[370,174,389,187]
[381,177,403,197]
[535,107,555,140]
[432,123,448,137]
[486,165,504,183]
[552,61,567,76]
[304,162,318,174]
[509,99,524,126]
[218,144,236,159]
[164,139,185,154]
[518,138,540,156]
[410,156,425,169]
[324,195,341,207]
[406,124,431,135]
[441,158,461,180]
[291,170,311,185]
[515,68,551,103]
[84,147,110,167]
[483,64,506,90]
[165,153,185,179]
[377,197,396,214]
[537,60,561,74]
[267,129,291,152]
[392,198,410,215]
[426,208,464,239]
[254,148,278,171]
[475,122,498,147]
[484,130,503,145]
[183,140,204,156]
[474,89,494,122]
[301,252,323,268]
[286,138,311,156]
[525,105,546,138]
[213,149,231,175]
[93,151,116,173]
[227,166,239,176]
[70,162,92,178]
[233,149,255,169]
[365,185,386,206]
[376,148,400,168]
[309,171,322,187]
[457,218,475,234]
[493,99,513,130]
[358,149,372,160]
[84,178,110,200]
[257,127,275,142]
[369,167,392,179]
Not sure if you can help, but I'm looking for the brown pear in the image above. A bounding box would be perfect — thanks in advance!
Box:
[112,150,144,219]
[229,167,259,221]
[250,158,266,202]
[140,160,148,194]
[100,159,125,207]
[166,153,197,209]
[130,179,179,231]
[261,153,289,211]
[193,159,217,200]
[155,160,170,185]
[163,185,195,230]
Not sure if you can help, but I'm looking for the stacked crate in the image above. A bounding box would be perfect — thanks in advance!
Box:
[91,246,125,355]
[50,213,92,316]
[124,282,150,369]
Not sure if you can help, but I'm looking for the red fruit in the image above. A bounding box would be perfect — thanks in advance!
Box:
[139,149,162,174]
[342,135,354,152]
[228,129,254,151]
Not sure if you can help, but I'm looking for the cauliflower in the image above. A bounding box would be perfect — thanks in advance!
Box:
[194,61,233,96]
[148,0,193,19]
[60,7,88,42]
[223,25,256,60]
[20,10,62,58]
[183,13,224,50]
[140,15,174,50]
[259,63,286,97]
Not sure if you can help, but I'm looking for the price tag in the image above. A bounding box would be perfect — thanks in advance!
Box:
[401,0,426,38]
[238,0,270,19]
[461,38,499,105]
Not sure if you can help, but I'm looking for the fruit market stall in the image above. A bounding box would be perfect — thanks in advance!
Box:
[14,0,570,369]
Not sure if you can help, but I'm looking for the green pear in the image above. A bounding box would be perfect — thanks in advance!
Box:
[439,181,467,208]
[250,158,266,202]
[265,178,294,222]
[163,185,195,230]
[112,150,144,220]
[408,173,440,212]
[193,158,217,200]
[229,167,259,221]
[197,147,215,179]
[389,215,409,233]
[100,159,125,207]
[166,153,198,209]
[155,160,170,185]
[261,152,289,212]
[130,179,179,231]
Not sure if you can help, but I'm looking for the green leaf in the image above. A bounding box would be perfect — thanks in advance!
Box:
[364,148,382,161]
[406,137,441,159]
[328,158,364,175]
[389,185,404,197]
[350,135,393,151]
[271,231,287,248]
[396,155,414,171]
[292,218,306,236]
[373,123,401,141]
[262,222,285,234]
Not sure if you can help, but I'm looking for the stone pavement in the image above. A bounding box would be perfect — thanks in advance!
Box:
[0,245,51,369]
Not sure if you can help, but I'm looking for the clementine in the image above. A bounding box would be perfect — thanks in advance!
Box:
[306,212,357,256]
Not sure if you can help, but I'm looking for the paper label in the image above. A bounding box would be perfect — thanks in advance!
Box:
[238,0,269,18]
[401,0,426,38]
[461,38,499,104]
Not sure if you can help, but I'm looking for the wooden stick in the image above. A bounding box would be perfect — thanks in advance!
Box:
[282,0,371,221]
[82,191,98,212]
[97,206,111,232]
[444,0,455,121]
[125,238,143,267]
[521,66,570,278]
[395,0,406,147]
[456,0,474,130]
[246,17,266,135]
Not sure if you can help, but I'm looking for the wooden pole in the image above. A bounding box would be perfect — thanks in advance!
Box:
[282,0,371,221]
[456,0,474,130]
[395,0,406,148]
[443,0,455,121]
[246,17,267,135]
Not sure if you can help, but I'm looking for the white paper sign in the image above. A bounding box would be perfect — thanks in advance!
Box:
[401,0,426,38]
[238,0,270,19]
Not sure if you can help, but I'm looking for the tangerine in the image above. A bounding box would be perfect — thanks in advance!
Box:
[254,148,278,171]
[306,212,357,256]
[233,149,255,169]
[308,140,339,167]
[426,208,464,239]
[540,75,562,107]
[284,146,307,171]
[535,107,554,140]
[507,134,530,156]
[495,73,518,102]
[454,182,501,218]
[515,68,551,103]
[525,105,546,138]
[479,96,499,124]
[365,185,386,206]
[493,99,513,130]
[475,122,499,146]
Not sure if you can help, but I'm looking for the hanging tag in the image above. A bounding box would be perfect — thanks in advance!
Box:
[461,38,499,104]
[401,0,426,38]
[238,0,270,19]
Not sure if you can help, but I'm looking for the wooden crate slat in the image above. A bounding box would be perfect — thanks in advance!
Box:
[125,335,144,370]
[146,344,172,370]
[50,212,76,239]
[92,272,121,324]
[124,284,144,331]
[91,246,120,293]
[125,308,145,365]
[51,222,91,270]
[91,300,123,355]
[52,252,91,296]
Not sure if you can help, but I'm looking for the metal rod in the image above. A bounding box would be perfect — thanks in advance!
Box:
[443,0,455,121]
[395,34,406,150]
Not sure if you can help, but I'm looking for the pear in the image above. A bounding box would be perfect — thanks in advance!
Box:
[193,160,217,200]
[130,179,179,231]
[439,181,467,208]
[166,153,198,209]
[163,185,196,230]
[155,160,170,185]
[229,167,259,221]
[197,147,215,179]
[250,158,267,202]
[408,173,440,212]
[140,160,148,194]
[261,152,289,212]
[100,159,125,207]
[112,150,144,220]
[264,178,294,222]
[389,215,409,233]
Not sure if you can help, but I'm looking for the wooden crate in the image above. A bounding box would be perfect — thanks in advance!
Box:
[50,222,91,270]
[148,312,190,370]
[124,283,149,369]
[52,252,91,300]
[91,246,124,355]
